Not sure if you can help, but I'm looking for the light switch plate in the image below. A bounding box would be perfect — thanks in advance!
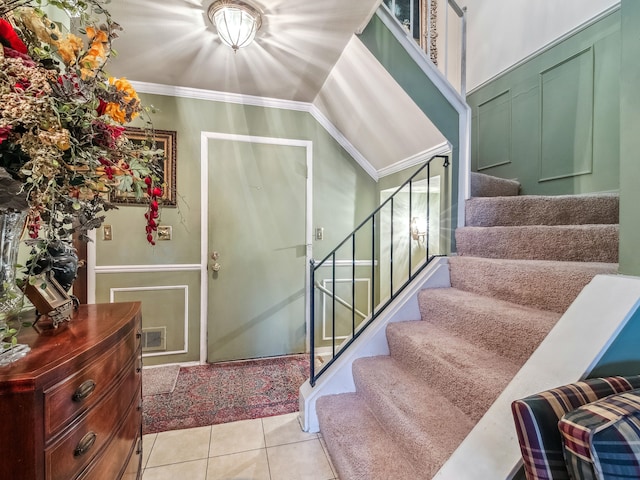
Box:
[158,225,172,241]
[315,227,324,241]
[103,225,112,241]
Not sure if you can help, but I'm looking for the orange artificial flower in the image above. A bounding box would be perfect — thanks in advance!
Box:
[55,33,83,65]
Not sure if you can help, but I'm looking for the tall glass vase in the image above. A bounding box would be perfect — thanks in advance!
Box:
[0,209,27,328]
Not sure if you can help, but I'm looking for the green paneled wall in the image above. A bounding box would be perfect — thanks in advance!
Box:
[96,271,200,366]
[467,9,621,195]
[95,94,378,364]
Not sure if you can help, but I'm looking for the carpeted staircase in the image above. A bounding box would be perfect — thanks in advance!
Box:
[316,172,619,479]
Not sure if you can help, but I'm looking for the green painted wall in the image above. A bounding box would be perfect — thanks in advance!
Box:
[358,16,459,145]
[590,304,640,377]
[95,94,378,365]
[358,14,460,236]
[467,9,621,195]
[618,0,640,276]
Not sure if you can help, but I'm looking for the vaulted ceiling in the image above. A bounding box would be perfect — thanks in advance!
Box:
[107,0,446,175]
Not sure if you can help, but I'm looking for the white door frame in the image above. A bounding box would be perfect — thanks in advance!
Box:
[200,132,313,364]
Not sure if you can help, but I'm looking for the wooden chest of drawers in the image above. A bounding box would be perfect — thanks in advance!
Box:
[0,302,143,480]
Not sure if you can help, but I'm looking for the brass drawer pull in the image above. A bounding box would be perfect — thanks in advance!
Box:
[72,380,96,402]
[74,431,97,457]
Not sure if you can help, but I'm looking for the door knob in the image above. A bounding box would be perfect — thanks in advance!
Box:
[210,251,221,273]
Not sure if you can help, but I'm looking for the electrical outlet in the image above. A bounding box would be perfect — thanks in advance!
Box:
[103,225,112,241]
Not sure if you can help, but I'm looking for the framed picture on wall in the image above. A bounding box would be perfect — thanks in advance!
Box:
[111,127,177,207]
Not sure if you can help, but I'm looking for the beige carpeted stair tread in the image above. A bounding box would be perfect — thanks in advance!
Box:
[316,392,422,480]
[465,193,619,227]
[449,256,618,313]
[418,287,560,363]
[455,224,619,262]
[384,321,520,421]
[352,356,475,476]
[470,172,521,197]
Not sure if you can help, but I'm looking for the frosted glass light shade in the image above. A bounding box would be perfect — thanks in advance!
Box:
[207,0,262,51]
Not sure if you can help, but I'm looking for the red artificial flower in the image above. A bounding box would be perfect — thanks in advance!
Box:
[93,121,126,150]
[0,126,11,145]
[0,19,27,54]
[97,98,107,116]
[13,79,30,91]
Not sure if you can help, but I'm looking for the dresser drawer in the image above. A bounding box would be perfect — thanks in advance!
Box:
[77,385,142,480]
[44,328,137,439]
[45,356,141,480]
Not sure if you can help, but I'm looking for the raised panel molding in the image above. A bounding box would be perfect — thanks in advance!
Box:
[110,285,189,358]
[539,47,595,182]
[477,90,512,170]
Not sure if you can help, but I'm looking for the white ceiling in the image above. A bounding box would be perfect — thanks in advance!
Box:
[107,0,446,175]
[107,0,381,102]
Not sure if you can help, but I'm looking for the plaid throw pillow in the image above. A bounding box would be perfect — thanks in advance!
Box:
[559,390,640,480]
[511,376,640,480]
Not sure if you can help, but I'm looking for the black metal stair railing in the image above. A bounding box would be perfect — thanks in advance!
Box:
[309,154,449,386]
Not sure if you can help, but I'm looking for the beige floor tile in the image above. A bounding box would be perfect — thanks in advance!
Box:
[209,418,265,457]
[263,412,317,447]
[142,433,157,469]
[143,459,208,480]
[318,435,338,478]
[267,438,335,480]
[206,449,270,480]
[147,426,212,467]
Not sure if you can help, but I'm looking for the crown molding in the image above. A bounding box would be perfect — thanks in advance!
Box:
[307,105,379,181]
[129,81,379,181]
[129,81,311,112]
[377,141,451,178]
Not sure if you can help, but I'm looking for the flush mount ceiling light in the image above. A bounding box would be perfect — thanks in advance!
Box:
[207,0,263,52]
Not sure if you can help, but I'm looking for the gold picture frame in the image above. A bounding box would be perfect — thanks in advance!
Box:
[111,127,177,207]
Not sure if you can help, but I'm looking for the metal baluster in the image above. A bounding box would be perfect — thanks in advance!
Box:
[310,260,316,386]
[390,198,394,297]
[426,162,431,260]
[332,252,336,359]
[409,179,413,278]
[371,216,375,319]
[352,234,356,338]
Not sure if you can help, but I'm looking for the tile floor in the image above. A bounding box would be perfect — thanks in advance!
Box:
[141,412,339,480]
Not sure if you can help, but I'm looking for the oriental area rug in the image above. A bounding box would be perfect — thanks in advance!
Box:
[142,354,309,434]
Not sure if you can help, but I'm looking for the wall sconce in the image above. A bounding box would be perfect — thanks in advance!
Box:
[207,0,263,52]
[410,217,427,245]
